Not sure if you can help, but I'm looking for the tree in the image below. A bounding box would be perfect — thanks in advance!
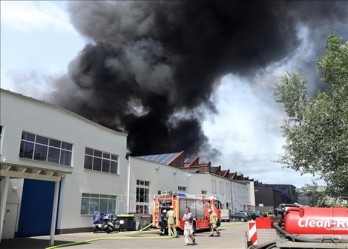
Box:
[297,182,348,207]
[298,182,329,207]
[274,34,348,203]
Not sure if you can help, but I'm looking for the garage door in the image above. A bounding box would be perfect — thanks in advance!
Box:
[17,179,55,237]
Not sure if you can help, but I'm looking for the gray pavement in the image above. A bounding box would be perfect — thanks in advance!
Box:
[1,222,248,249]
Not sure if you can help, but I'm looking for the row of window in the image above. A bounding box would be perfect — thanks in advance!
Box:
[19,132,73,166]
[17,131,119,174]
[84,148,119,174]
[212,179,231,194]
[81,193,117,215]
[81,179,152,215]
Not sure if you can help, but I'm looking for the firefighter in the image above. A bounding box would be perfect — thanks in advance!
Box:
[183,206,196,245]
[159,209,167,236]
[265,210,272,217]
[166,206,178,237]
[208,209,220,237]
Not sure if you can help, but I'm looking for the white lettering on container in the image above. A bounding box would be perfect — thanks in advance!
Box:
[297,218,348,230]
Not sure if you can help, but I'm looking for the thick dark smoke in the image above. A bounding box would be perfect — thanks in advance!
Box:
[50,1,348,157]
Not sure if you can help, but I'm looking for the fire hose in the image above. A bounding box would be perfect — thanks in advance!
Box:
[45,223,174,249]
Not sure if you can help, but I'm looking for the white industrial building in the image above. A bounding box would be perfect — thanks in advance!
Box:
[0,89,254,244]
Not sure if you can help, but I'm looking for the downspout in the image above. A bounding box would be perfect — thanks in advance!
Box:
[126,156,131,213]
[0,176,10,243]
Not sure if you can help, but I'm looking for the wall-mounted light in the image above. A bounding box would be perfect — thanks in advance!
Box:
[155,166,160,171]
[187,174,192,178]
[172,171,176,175]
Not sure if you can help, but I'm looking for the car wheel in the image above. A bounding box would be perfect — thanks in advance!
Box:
[240,218,245,222]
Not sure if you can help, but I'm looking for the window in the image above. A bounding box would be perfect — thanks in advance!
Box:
[136,205,148,214]
[19,131,72,166]
[84,147,119,174]
[0,126,2,151]
[81,193,117,215]
[220,182,224,194]
[201,190,207,195]
[212,179,217,194]
[136,180,150,214]
[215,200,222,209]
[178,186,187,192]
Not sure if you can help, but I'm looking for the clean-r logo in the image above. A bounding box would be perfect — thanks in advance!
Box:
[298,218,348,230]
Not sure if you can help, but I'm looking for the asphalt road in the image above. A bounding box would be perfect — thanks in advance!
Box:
[1,222,248,249]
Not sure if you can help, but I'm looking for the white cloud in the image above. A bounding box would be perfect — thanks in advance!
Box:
[202,74,316,187]
[1,1,75,34]
[203,74,284,159]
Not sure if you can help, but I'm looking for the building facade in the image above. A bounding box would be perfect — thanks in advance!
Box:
[0,89,253,242]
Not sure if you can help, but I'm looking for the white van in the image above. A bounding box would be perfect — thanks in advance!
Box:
[220,209,231,222]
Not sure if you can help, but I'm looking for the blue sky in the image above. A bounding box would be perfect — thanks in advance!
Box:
[2,1,338,188]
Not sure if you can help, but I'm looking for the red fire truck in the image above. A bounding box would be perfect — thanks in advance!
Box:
[152,191,222,231]
[247,203,348,248]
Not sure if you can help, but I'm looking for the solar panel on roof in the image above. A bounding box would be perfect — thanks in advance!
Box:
[137,152,179,165]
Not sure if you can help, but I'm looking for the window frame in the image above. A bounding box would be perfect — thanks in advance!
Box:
[84,147,119,174]
[80,193,117,215]
[178,186,187,192]
[136,180,150,214]
[19,131,72,166]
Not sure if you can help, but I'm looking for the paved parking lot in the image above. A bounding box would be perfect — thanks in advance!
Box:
[1,222,248,249]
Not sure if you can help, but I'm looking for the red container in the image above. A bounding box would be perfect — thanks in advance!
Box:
[284,207,348,235]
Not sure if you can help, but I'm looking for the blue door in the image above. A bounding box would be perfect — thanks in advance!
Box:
[17,179,55,237]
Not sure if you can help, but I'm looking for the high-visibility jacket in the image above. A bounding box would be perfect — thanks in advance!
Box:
[209,211,218,228]
[166,210,176,225]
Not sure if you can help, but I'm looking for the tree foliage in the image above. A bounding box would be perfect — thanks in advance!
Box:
[274,34,348,202]
[298,182,347,207]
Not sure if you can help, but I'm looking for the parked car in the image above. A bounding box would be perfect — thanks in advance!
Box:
[231,212,251,222]
[248,211,264,220]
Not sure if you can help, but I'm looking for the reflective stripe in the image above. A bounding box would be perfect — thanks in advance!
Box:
[248,221,257,245]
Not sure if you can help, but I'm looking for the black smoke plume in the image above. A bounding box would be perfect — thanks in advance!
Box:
[50,1,348,157]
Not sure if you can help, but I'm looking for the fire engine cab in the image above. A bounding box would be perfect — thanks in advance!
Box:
[152,191,221,231]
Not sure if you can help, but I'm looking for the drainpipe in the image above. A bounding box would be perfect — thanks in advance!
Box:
[126,155,131,213]
[0,176,10,243]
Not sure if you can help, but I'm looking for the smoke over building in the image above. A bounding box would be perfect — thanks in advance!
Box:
[50,1,348,157]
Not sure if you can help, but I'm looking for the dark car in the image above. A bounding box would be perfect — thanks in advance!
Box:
[248,211,264,220]
[231,212,251,222]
